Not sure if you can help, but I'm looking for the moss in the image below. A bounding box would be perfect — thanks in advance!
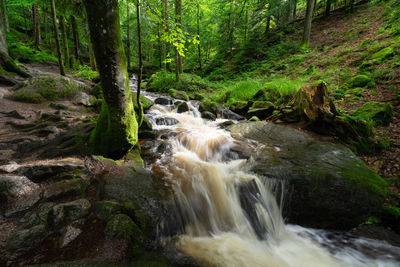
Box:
[347,87,364,97]
[10,90,45,103]
[91,83,103,98]
[105,214,143,242]
[352,102,394,126]
[249,116,260,122]
[382,205,400,218]
[126,147,144,166]
[95,201,124,220]
[303,64,316,75]
[192,92,205,100]
[251,101,274,109]
[72,65,100,81]
[370,47,394,63]
[199,99,217,114]
[133,92,152,110]
[347,75,375,89]
[168,88,189,101]
[90,96,138,158]
[0,64,15,76]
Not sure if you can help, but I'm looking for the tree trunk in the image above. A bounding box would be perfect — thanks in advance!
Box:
[33,3,41,49]
[136,0,143,126]
[0,11,29,77]
[126,2,131,69]
[325,0,331,17]
[313,0,318,16]
[175,0,183,79]
[302,0,315,48]
[85,0,138,158]
[59,16,69,69]
[293,0,297,19]
[197,2,202,71]
[50,0,65,76]
[71,15,80,65]
[161,0,168,70]
[350,0,354,12]
[1,0,9,33]
[88,38,97,71]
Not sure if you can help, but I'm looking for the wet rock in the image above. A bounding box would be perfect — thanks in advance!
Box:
[105,214,143,243]
[156,117,179,126]
[217,107,244,121]
[177,102,189,113]
[155,97,173,105]
[228,122,387,230]
[139,130,158,140]
[6,225,47,258]
[48,199,91,229]
[201,111,216,121]
[73,92,96,106]
[157,142,172,154]
[168,89,189,101]
[199,100,217,115]
[59,225,82,248]
[229,101,252,116]
[43,178,86,201]
[218,120,235,129]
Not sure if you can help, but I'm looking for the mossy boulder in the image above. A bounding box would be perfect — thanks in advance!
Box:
[249,116,260,122]
[6,225,47,257]
[105,214,144,244]
[250,101,275,109]
[10,74,90,103]
[192,92,205,100]
[168,88,189,101]
[228,122,387,230]
[347,87,364,97]
[199,99,218,114]
[229,101,252,116]
[370,47,394,63]
[43,178,87,201]
[352,102,394,126]
[347,75,375,89]
[133,92,154,111]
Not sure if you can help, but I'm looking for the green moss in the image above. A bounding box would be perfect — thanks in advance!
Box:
[352,102,394,126]
[199,99,217,114]
[192,92,205,100]
[95,201,124,220]
[91,83,103,98]
[370,47,394,63]
[382,205,400,218]
[133,92,153,110]
[90,95,138,158]
[72,65,100,81]
[347,75,375,89]
[303,64,316,75]
[10,90,45,103]
[249,116,260,122]
[251,101,274,109]
[167,88,189,101]
[105,214,144,242]
[126,147,144,166]
[8,42,57,63]
[347,87,364,97]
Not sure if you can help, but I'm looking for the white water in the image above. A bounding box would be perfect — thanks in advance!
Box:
[136,85,400,267]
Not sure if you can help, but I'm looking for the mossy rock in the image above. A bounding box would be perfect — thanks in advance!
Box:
[192,92,205,100]
[347,75,375,89]
[133,92,154,110]
[251,101,274,109]
[347,87,364,97]
[10,74,90,103]
[248,116,260,122]
[91,83,103,98]
[352,102,394,126]
[370,47,394,63]
[252,89,266,101]
[105,214,144,243]
[167,88,189,101]
[199,99,217,114]
[229,101,251,116]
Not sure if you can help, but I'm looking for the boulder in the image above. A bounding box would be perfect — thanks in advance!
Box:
[43,178,87,201]
[6,225,47,258]
[352,102,393,126]
[177,102,189,113]
[168,89,189,101]
[73,92,96,106]
[229,101,252,117]
[48,199,91,229]
[133,92,154,110]
[10,74,90,103]
[217,107,244,121]
[246,102,275,120]
[199,100,217,115]
[228,122,387,230]
[105,214,143,242]
[155,97,173,105]
[59,224,83,248]
[156,117,179,126]
[201,111,216,121]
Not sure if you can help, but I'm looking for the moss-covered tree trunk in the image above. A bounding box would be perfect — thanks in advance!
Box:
[1,0,9,33]
[136,0,143,126]
[302,0,315,48]
[50,0,65,76]
[85,0,138,158]
[0,10,29,77]
[59,16,70,69]
[32,3,41,49]
[126,2,131,69]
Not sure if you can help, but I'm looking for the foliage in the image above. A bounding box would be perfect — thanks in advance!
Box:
[72,65,99,81]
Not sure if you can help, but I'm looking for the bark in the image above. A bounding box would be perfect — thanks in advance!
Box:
[313,0,318,16]
[175,0,183,79]
[325,0,331,17]
[88,38,97,71]
[161,0,168,70]
[350,0,355,12]
[302,0,315,48]
[197,2,202,70]
[50,0,65,76]
[136,0,143,126]
[59,16,69,69]
[33,3,41,48]
[266,16,271,33]
[293,0,297,19]
[1,0,9,32]
[85,0,138,158]
[71,15,81,64]
[0,6,29,77]
[126,2,131,69]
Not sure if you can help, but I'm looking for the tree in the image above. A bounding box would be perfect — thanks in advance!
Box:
[175,0,183,81]
[1,0,9,33]
[50,0,65,76]
[161,0,168,70]
[59,16,70,69]
[136,0,143,126]
[32,2,40,49]
[85,0,139,158]
[302,0,315,48]
[325,0,332,17]
[71,15,81,64]
[0,11,29,77]
[126,1,131,69]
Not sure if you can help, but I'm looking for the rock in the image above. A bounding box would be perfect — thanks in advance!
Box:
[105,214,143,243]
[5,193,41,217]
[6,225,47,258]
[73,91,96,106]
[199,100,217,114]
[201,111,216,121]
[168,89,189,101]
[0,74,24,86]
[217,107,244,121]
[156,117,179,126]
[1,110,26,119]
[59,225,82,248]
[192,92,205,100]
[140,116,153,131]
[7,158,85,183]
[43,178,86,201]
[48,199,91,228]
[217,120,235,129]
[229,101,252,116]
[20,202,56,228]
[0,175,39,200]
[95,201,125,220]
[177,102,189,113]
[10,74,90,104]
[246,107,275,120]
[0,92,3,99]
[252,89,266,100]
[347,75,375,89]
[35,125,60,137]
[139,130,158,139]
[0,162,21,173]
[352,102,393,126]
[155,97,173,105]
[133,92,154,110]
[228,122,387,230]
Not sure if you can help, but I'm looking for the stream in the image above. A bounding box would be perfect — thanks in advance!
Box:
[131,75,400,267]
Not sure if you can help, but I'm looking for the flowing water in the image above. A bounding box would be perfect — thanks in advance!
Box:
[132,78,400,267]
